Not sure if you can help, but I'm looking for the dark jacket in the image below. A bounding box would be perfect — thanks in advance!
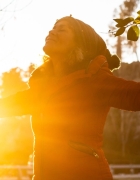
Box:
[0,55,140,180]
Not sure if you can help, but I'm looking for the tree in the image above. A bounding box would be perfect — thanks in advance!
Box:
[104,3,140,162]
[0,63,35,97]
[109,0,140,60]
[0,64,35,164]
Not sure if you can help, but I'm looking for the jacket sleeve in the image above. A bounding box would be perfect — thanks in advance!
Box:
[95,70,140,111]
[0,89,37,117]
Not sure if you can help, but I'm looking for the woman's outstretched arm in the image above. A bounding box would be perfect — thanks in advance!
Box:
[0,89,36,117]
[94,70,140,111]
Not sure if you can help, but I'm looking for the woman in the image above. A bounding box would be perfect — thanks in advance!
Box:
[0,16,140,180]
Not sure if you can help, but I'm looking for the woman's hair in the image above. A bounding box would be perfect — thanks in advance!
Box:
[55,16,121,71]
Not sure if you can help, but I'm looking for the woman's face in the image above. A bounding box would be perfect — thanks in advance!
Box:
[43,20,76,57]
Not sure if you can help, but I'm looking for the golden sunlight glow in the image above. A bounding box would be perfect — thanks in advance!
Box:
[0,0,140,170]
[0,0,131,75]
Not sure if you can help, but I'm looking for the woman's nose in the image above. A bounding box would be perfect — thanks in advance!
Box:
[49,29,57,36]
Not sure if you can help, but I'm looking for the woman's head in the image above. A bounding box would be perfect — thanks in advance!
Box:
[43,16,120,71]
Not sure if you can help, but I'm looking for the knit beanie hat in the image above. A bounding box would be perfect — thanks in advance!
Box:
[56,16,121,71]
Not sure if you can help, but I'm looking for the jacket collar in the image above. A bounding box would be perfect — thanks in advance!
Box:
[42,55,108,96]
[87,55,108,75]
[51,55,108,85]
[35,55,109,102]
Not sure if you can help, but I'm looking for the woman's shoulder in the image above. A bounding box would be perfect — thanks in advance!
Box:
[88,55,112,76]
[28,61,53,87]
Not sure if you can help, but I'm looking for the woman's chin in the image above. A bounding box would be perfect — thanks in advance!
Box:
[43,45,50,55]
[43,46,55,57]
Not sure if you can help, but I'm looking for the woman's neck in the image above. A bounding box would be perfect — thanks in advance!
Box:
[51,56,68,77]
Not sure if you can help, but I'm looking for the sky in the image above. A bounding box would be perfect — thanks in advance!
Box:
[0,0,140,74]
